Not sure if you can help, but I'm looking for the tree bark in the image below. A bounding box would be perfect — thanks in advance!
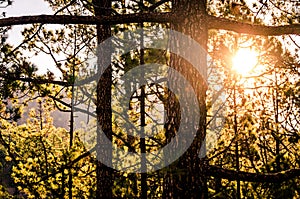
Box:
[94,0,114,198]
[163,0,208,198]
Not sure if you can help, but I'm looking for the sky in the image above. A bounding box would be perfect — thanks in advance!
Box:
[5,0,61,76]
[6,0,53,43]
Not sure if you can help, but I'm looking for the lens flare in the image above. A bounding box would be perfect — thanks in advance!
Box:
[232,48,258,75]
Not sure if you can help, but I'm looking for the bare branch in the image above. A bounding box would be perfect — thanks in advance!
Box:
[207,165,300,183]
[0,13,173,27]
[208,15,300,36]
[0,13,299,36]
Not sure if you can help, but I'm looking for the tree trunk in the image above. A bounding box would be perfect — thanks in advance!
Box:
[163,0,208,198]
[94,0,114,198]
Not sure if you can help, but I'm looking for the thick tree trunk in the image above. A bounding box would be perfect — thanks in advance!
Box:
[163,0,208,198]
[94,0,114,198]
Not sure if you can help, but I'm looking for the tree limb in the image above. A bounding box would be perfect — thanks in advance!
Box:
[207,15,300,36]
[0,13,299,36]
[0,13,173,27]
[207,165,300,183]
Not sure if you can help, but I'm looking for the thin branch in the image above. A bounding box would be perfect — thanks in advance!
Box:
[269,0,300,17]
[54,0,77,15]
[9,24,43,57]
[289,35,300,48]
[5,76,70,86]
[49,95,97,117]
[148,0,170,11]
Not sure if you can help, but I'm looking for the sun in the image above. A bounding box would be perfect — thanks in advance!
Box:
[232,48,258,75]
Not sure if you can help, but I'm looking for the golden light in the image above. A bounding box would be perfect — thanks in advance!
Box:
[232,48,258,75]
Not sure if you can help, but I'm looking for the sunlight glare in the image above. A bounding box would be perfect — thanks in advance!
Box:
[232,48,258,75]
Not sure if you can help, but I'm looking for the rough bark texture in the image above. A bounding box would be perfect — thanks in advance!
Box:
[163,0,208,198]
[94,0,114,198]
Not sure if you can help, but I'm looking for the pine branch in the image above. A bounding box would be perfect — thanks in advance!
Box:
[0,13,173,27]
[207,165,300,183]
[7,76,70,86]
[208,15,300,36]
[0,13,299,36]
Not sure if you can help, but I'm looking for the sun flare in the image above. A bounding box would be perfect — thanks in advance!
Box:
[232,48,258,75]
